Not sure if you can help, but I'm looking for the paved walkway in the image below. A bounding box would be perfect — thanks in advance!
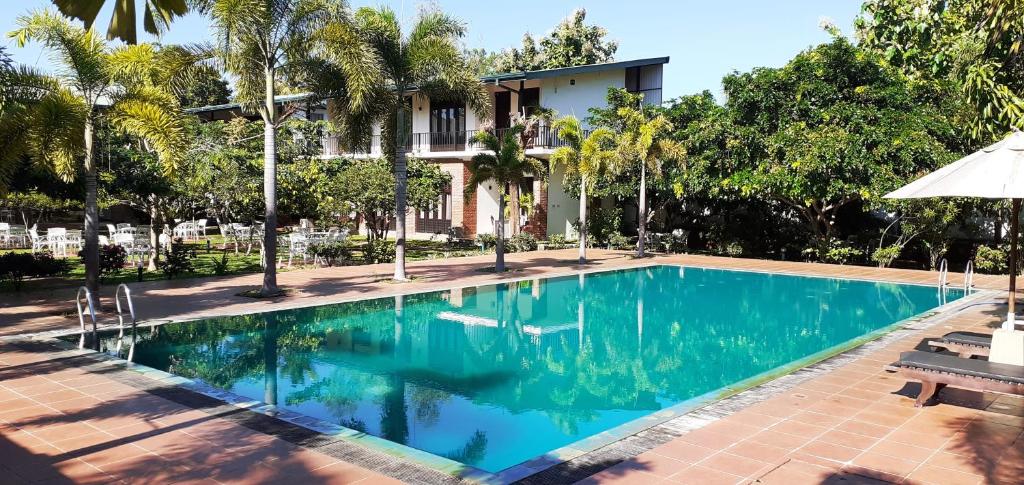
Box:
[1,250,1020,484]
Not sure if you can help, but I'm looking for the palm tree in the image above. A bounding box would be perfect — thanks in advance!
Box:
[466,124,545,273]
[52,0,190,44]
[326,6,489,281]
[192,0,371,296]
[8,10,189,294]
[614,105,684,258]
[550,115,615,264]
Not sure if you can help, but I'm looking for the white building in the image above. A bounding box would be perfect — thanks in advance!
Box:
[188,57,668,239]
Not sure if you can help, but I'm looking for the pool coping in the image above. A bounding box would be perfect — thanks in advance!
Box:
[23,263,990,484]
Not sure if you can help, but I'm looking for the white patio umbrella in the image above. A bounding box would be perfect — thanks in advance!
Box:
[885,131,1024,329]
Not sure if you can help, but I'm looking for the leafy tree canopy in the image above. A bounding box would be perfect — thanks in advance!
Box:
[856,0,1024,138]
[677,38,970,244]
[495,8,617,73]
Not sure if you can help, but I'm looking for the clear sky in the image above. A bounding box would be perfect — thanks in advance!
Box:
[3,0,864,101]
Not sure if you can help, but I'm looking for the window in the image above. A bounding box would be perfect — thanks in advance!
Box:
[520,87,540,117]
[416,182,452,234]
[626,65,663,105]
[429,101,465,151]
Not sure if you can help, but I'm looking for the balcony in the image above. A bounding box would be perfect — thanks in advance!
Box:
[321,126,582,159]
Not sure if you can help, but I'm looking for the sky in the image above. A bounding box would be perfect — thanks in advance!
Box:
[2,0,864,101]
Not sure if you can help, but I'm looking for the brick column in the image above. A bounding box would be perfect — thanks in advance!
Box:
[462,163,477,237]
[523,179,547,239]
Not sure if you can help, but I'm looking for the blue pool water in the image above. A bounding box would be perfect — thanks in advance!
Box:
[80,266,961,472]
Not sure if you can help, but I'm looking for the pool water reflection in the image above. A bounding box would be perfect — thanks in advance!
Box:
[80,266,961,472]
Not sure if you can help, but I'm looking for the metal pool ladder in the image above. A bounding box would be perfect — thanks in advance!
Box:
[76,286,97,350]
[963,260,975,294]
[938,258,949,288]
[114,283,139,362]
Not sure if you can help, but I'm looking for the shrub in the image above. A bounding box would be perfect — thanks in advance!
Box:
[0,252,71,290]
[363,239,395,264]
[212,249,231,275]
[546,234,568,248]
[99,245,127,275]
[871,245,902,268]
[608,232,631,250]
[475,233,497,249]
[507,232,538,252]
[975,245,1009,274]
[310,241,351,267]
[578,207,622,247]
[159,238,196,279]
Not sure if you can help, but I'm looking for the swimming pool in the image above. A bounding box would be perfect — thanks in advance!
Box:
[78,265,962,473]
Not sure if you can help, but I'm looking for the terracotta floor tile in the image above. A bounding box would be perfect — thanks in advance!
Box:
[770,419,828,439]
[725,440,789,464]
[851,450,921,478]
[698,452,770,478]
[665,465,742,485]
[816,429,879,450]
[865,439,934,462]
[886,428,954,450]
[925,451,1000,476]
[797,440,861,463]
[746,429,808,450]
[616,453,689,479]
[907,465,984,485]
[651,440,717,464]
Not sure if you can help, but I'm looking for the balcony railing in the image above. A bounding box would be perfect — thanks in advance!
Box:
[321,125,585,158]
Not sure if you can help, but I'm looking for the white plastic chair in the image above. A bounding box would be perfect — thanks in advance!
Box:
[288,233,309,267]
[107,224,118,236]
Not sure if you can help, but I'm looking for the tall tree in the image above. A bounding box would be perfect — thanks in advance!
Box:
[466,124,546,272]
[325,6,488,281]
[714,39,968,251]
[496,8,617,72]
[8,10,188,294]
[193,0,371,296]
[856,0,1024,139]
[550,115,615,263]
[614,105,684,258]
[52,0,190,44]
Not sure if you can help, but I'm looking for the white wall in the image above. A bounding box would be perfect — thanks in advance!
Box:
[476,180,501,235]
[546,165,579,239]
[540,70,625,128]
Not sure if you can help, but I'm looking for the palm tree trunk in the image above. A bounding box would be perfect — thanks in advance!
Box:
[394,149,408,280]
[637,163,647,258]
[83,116,100,295]
[578,176,587,264]
[261,67,279,296]
[148,202,160,271]
[509,183,520,236]
[496,191,506,272]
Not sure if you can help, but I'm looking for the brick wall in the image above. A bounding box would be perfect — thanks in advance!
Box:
[523,179,547,239]
[461,163,477,237]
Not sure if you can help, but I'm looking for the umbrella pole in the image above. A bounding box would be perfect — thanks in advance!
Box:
[1009,198,1021,329]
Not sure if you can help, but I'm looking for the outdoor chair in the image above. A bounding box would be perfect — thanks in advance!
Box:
[288,233,310,267]
[928,331,994,359]
[886,350,1024,407]
[197,218,209,239]
[28,226,47,254]
[46,228,67,257]
[64,230,83,253]
[5,225,28,249]
[107,224,118,236]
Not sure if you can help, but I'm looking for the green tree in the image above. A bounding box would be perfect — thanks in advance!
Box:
[324,5,488,280]
[550,115,615,263]
[193,0,371,296]
[495,8,617,72]
[464,47,500,77]
[173,63,230,108]
[856,0,1023,139]
[52,0,189,44]
[9,10,188,293]
[715,39,966,251]
[466,124,546,272]
[613,105,684,258]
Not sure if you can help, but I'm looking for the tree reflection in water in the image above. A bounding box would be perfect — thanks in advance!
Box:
[102,266,957,472]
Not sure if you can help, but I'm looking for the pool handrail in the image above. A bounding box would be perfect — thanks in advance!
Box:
[114,283,138,362]
[938,258,949,288]
[76,286,97,350]
[964,260,974,294]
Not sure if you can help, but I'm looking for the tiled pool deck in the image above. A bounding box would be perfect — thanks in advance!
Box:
[2,249,1022,484]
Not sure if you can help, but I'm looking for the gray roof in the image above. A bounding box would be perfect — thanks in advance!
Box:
[185,92,318,114]
[186,57,669,113]
[479,56,670,83]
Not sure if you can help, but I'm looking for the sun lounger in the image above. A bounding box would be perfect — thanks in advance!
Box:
[928,331,992,358]
[886,350,1024,407]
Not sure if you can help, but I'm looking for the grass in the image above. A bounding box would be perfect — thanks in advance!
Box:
[0,234,491,292]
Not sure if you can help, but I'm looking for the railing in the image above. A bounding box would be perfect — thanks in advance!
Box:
[76,286,98,350]
[938,258,949,288]
[964,260,974,294]
[322,125,584,157]
[114,283,138,362]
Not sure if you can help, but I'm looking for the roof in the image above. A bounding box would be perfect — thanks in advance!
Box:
[184,92,318,114]
[185,56,670,113]
[478,56,670,83]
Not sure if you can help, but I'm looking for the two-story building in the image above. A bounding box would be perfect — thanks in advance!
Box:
[188,56,668,240]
